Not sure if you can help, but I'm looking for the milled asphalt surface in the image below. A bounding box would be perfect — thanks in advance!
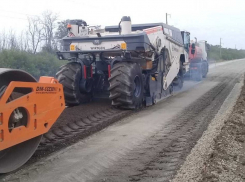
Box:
[172,74,244,182]
[2,59,245,182]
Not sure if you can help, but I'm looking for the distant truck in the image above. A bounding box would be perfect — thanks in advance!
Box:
[188,40,209,81]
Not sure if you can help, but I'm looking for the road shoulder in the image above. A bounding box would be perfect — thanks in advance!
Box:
[172,75,244,182]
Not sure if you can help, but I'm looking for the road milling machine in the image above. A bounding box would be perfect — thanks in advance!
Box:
[57,16,191,108]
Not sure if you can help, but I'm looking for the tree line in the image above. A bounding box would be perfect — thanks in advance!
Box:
[0,49,66,79]
[208,44,245,61]
[0,11,68,54]
[0,11,67,78]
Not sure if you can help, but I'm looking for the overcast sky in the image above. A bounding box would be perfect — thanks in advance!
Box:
[0,0,244,49]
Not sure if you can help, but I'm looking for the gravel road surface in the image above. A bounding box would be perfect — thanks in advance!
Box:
[1,59,245,182]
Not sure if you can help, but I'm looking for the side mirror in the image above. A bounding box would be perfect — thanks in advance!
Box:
[191,49,195,54]
[191,43,195,49]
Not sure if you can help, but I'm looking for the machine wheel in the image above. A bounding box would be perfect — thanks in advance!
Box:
[178,61,184,89]
[195,70,203,81]
[56,62,92,106]
[173,61,184,89]
[109,62,144,109]
[202,62,208,78]
[0,135,41,173]
[0,69,42,173]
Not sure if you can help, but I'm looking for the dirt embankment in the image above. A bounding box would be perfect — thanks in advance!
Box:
[201,79,245,181]
[173,76,245,182]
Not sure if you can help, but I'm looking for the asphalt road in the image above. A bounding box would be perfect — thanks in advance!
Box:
[2,59,245,182]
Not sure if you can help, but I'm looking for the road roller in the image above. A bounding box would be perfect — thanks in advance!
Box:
[0,68,65,173]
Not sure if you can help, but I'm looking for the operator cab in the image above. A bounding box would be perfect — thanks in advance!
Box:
[181,31,190,53]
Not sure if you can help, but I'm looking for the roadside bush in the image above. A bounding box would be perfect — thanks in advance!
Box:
[0,50,66,79]
[208,45,245,61]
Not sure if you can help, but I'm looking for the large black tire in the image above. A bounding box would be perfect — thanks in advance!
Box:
[173,61,184,89]
[202,62,208,78]
[190,63,202,81]
[108,62,144,109]
[195,69,202,81]
[178,61,184,89]
[56,62,91,106]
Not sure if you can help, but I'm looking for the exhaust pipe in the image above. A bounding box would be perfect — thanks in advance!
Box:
[120,16,131,35]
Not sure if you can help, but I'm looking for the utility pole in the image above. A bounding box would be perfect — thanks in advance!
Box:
[220,38,222,58]
[166,13,171,25]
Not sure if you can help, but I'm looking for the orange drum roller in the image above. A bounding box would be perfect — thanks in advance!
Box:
[0,68,65,173]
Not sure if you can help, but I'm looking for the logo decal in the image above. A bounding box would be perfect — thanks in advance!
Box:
[90,47,105,50]
[93,40,101,45]
[111,44,120,50]
[171,45,179,52]
[36,87,58,94]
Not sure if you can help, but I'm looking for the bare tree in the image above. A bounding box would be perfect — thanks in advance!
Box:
[0,11,59,53]
[0,30,7,51]
[18,31,30,52]
[7,29,19,50]
[0,29,19,50]
[27,16,43,54]
[40,11,58,53]
[55,19,69,39]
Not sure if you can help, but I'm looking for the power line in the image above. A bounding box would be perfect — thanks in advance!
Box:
[0,14,27,21]
[0,9,37,21]
[0,9,37,17]
[67,0,119,11]
[166,13,171,25]
[219,38,224,58]
[67,0,103,9]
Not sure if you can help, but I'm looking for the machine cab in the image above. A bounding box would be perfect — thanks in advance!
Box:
[181,31,190,53]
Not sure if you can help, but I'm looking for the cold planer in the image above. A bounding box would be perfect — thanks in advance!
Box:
[57,16,190,109]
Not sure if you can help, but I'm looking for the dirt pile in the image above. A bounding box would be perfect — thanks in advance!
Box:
[201,79,245,181]
[173,75,244,182]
